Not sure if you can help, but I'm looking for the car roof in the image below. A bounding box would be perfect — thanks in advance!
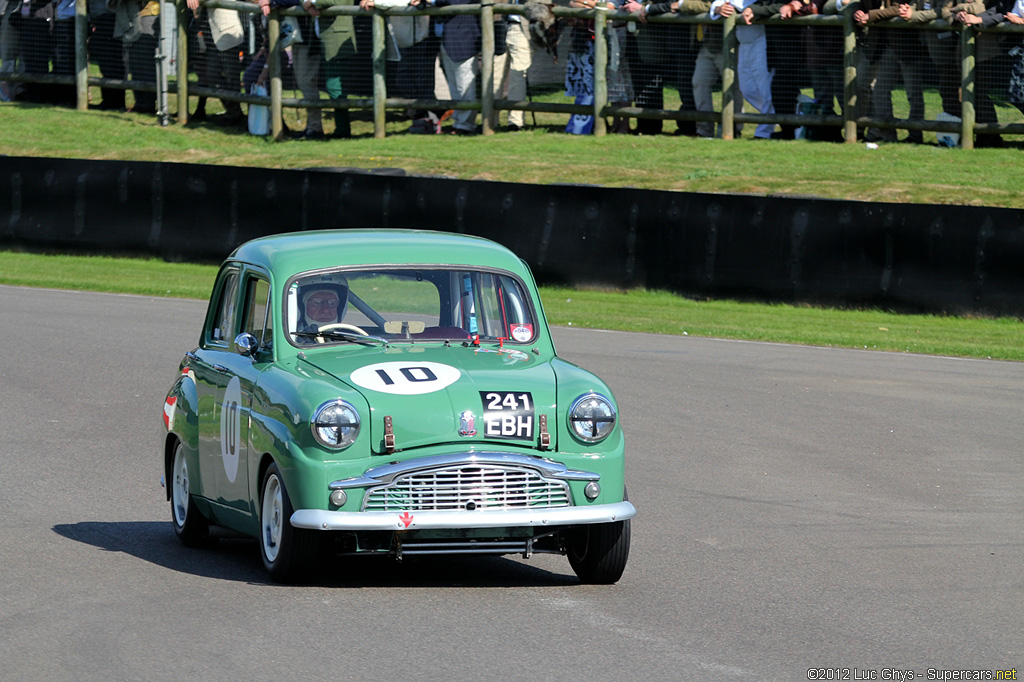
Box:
[229,229,529,277]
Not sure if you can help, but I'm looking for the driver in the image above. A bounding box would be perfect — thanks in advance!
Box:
[304,289,342,328]
[299,277,349,332]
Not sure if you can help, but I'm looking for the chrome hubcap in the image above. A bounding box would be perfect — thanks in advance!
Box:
[172,446,189,527]
[262,475,283,563]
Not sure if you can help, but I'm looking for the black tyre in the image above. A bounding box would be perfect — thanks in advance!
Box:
[566,519,631,584]
[259,463,319,583]
[170,440,214,547]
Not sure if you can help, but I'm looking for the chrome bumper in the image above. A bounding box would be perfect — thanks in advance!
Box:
[290,501,636,532]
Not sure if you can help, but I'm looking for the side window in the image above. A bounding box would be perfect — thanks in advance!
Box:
[210,271,240,345]
[243,277,272,352]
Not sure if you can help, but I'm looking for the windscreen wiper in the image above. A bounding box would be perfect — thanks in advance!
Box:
[292,330,389,347]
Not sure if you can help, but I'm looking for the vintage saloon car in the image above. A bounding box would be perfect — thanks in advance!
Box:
[162,230,635,583]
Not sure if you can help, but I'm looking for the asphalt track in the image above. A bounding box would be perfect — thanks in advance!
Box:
[1,285,1021,682]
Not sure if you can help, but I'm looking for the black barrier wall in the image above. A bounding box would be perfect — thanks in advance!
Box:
[2,156,1022,316]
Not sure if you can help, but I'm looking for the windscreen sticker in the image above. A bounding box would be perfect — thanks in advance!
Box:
[480,391,534,441]
[350,361,461,396]
[510,324,533,343]
[220,376,242,483]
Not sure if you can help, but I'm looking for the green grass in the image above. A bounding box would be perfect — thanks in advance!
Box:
[1,250,1020,361]
[2,98,1024,207]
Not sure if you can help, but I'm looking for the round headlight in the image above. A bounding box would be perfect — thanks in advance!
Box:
[311,400,360,449]
[568,393,616,443]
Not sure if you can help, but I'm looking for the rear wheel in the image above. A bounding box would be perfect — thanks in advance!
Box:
[260,463,319,583]
[566,519,631,584]
[170,441,214,547]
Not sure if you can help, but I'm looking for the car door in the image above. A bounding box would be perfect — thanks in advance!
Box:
[191,265,268,526]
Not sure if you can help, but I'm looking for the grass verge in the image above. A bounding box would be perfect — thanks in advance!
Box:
[2,103,1024,207]
[2,250,1020,362]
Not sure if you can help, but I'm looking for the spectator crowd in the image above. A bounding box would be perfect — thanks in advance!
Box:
[1,0,1023,145]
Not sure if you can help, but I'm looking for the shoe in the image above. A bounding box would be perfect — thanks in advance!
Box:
[674,122,697,137]
[975,134,1004,148]
[96,99,125,111]
[863,129,896,143]
[303,129,326,140]
[899,135,924,144]
[451,126,480,136]
[504,124,524,132]
[212,112,243,127]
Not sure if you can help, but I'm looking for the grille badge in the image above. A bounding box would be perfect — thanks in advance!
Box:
[458,411,477,437]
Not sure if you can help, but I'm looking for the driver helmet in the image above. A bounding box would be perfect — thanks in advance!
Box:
[298,273,349,329]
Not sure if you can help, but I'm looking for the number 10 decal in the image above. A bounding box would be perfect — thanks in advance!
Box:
[350,362,461,395]
[220,376,242,483]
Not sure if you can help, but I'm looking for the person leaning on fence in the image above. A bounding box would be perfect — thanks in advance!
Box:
[499,0,540,131]
[707,0,777,138]
[897,0,968,122]
[798,0,845,136]
[0,0,22,101]
[564,0,605,134]
[186,0,247,125]
[110,0,161,114]
[747,0,817,139]
[17,0,58,102]
[260,0,325,138]
[625,0,707,135]
[685,0,729,137]
[1004,0,1024,115]
[853,0,926,143]
[954,0,1017,146]
[243,0,299,135]
[565,0,635,135]
[87,0,127,110]
[620,0,678,135]
[360,0,439,130]
[302,0,358,137]
[51,0,78,106]
[420,0,482,135]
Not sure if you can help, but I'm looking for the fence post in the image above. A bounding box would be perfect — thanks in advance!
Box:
[371,12,387,138]
[842,3,857,143]
[721,12,737,140]
[75,0,88,111]
[480,0,496,134]
[959,26,975,150]
[593,4,608,136]
[269,10,283,139]
[178,0,189,123]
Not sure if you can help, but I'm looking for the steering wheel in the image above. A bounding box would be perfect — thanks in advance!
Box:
[316,322,369,336]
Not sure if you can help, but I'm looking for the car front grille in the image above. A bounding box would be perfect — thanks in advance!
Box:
[362,464,572,512]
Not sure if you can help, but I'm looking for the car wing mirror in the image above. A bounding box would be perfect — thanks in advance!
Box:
[234,332,259,358]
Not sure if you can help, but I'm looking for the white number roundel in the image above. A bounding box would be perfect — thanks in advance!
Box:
[349,362,461,396]
[220,376,242,483]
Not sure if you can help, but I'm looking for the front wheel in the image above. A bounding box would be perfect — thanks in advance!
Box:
[566,519,631,585]
[260,463,319,583]
[170,441,214,547]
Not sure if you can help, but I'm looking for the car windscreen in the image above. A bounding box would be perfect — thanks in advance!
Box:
[286,268,538,346]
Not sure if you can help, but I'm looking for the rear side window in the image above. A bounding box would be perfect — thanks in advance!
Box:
[209,270,239,345]
[243,277,272,354]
